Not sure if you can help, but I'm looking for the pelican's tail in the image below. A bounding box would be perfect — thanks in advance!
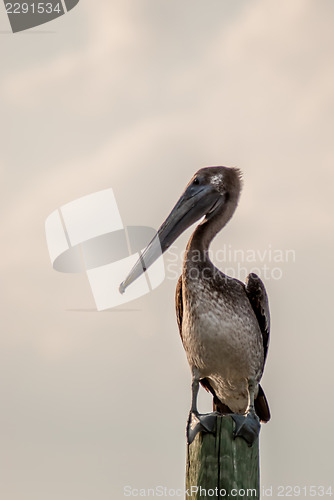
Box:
[200,378,271,423]
[254,384,271,422]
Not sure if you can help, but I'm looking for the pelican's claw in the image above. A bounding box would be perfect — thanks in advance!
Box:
[187,411,217,444]
[231,411,261,446]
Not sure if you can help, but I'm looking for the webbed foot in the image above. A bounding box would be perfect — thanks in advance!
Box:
[187,411,217,444]
[231,410,261,446]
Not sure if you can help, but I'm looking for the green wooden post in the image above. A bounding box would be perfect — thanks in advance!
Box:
[186,416,260,500]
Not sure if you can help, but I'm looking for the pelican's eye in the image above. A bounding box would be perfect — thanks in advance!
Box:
[193,177,200,185]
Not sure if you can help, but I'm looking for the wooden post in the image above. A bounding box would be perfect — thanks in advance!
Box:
[186,415,260,500]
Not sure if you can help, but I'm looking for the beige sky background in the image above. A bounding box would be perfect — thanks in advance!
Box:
[1,1,334,498]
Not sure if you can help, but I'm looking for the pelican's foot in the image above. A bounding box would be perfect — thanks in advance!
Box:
[231,410,261,446]
[187,411,217,444]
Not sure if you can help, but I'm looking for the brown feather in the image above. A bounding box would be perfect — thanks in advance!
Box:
[176,271,271,422]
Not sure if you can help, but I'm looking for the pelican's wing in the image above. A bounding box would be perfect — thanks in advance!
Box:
[245,272,271,422]
[175,275,183,340]
[245,273,270,364]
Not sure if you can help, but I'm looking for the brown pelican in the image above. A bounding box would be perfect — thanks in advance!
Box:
[120,166,270,445]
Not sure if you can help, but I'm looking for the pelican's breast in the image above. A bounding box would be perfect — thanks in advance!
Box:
[181,270,264,384]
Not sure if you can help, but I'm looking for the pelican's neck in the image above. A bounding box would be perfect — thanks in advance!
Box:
[185,196,239,263]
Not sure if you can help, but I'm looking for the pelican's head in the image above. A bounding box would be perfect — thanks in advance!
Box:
[120,166,242,293]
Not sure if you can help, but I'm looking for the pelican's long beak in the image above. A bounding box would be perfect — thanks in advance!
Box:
[119,181,221,294]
